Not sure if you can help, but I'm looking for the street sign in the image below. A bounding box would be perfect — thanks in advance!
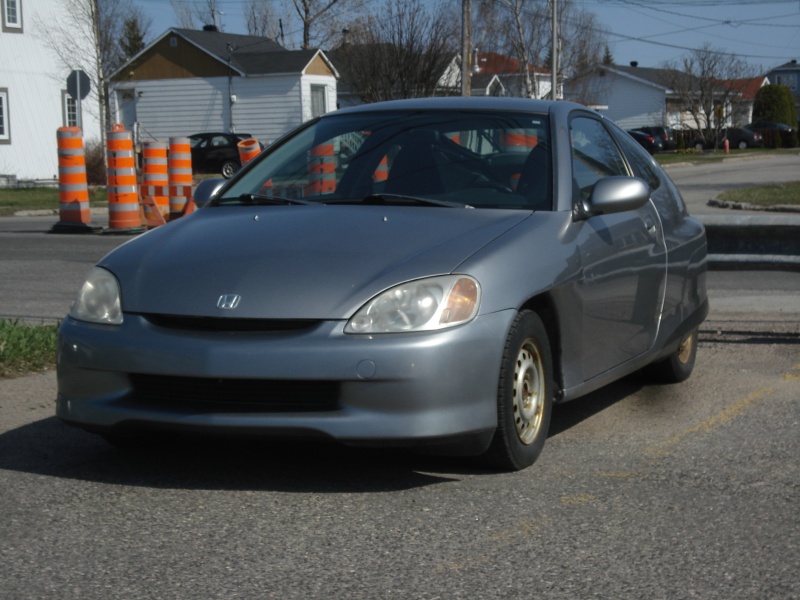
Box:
[66,69,91,100]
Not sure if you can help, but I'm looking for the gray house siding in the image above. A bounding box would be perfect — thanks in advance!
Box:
[565,70,666,129]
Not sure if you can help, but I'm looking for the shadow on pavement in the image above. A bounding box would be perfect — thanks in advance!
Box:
[0,378,643,492]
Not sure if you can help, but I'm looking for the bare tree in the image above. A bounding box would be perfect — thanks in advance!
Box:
[291,0,354,50]
[558,1,607,79]
[245,0,283,40]
[36,0,144,144]
[660,45,755,147]
[170,0,223,30]
[336,0,458,103]
[473,0,607,98]
[169,0,196,29]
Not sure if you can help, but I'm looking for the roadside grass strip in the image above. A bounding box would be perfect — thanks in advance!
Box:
[0,319,59,378]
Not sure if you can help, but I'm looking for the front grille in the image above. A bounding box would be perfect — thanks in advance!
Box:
[139,314,323,333]
[129,374,339,412]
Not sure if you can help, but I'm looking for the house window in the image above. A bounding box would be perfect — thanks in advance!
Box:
[775,74,797,91]
[63,91,78,127]
[2,0,22,32]
[0,89,9,143]
[310,85,327,118]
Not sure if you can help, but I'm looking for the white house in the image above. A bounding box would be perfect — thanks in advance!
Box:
[564,64,670,129]
[0,0,101,183]
[439,52,554,99]
[108,28,338,147]
[564,63,764,131]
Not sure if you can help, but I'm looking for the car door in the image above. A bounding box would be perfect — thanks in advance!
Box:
[570,115,667,381]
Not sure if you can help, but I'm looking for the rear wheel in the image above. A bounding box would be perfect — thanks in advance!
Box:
[221,160,239,179]
[480,310,554,471]
[643,329,698,383]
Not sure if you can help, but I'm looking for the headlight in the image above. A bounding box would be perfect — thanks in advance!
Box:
[345,275,480,334]
[70,267,123,325]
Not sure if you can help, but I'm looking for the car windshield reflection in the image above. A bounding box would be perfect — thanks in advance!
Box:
[215,110,552,211]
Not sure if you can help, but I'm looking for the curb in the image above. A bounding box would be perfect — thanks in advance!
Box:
[698,214,800,272]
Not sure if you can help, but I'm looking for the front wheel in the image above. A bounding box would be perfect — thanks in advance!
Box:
[479,310,554,471]
[738,140,748,150]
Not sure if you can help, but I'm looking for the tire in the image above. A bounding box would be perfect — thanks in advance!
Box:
[694,142,704,151]
[220,160,239,179]
[643,329,698,383]
[738,140,748,150]
[479,310,554,471]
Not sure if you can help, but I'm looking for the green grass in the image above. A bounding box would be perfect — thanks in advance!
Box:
[717,181,800,207]
[0,319,59,378]
[655,147,800,166]
[0,186,107,217]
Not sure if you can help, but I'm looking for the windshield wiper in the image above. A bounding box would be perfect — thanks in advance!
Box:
[327,193,472,208]
[219,193,314,206]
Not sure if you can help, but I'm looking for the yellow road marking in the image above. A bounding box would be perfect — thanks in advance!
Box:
[645,386,776,457]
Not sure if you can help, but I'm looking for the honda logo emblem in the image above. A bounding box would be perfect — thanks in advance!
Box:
[217,294,241,310]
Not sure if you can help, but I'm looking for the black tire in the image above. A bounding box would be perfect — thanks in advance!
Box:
[694,142,704,151]
[220,160,239,179]
[479,310,554,471]
[643,329,698,383]
[738,140,748,150]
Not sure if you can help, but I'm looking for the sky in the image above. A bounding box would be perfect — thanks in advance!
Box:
[134,0,800,73]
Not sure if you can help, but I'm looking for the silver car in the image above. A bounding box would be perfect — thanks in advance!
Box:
[57,98,708,471]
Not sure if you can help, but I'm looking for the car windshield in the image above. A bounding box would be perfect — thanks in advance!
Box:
[215,110,552,210]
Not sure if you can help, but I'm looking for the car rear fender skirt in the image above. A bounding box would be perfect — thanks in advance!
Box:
[558,298,707,403]
[648,297,709,364]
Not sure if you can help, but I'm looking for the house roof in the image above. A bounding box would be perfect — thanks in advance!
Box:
[111,28,338,80]
[471,73,505,96]
[174,28,286,71]
[725,77,769,100]
[770,59,799,72]
[474,52,549,76]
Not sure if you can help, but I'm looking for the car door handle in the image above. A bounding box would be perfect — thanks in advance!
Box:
[644,218,658,239]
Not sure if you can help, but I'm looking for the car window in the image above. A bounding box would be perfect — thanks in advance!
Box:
[221,111,552,210]
[613,125,661,191]
[569,116,627,201]
[211,135,229,147]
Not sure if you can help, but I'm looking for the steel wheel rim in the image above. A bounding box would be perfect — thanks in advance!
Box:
[677,333,695,364]
[512,339,545,445]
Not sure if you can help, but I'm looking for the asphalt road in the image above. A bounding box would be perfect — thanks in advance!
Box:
[0,155,798,598]
[0,270,798,599]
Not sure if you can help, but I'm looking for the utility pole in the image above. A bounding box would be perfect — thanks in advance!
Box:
[461,0,471,96]
[551,0,558,100]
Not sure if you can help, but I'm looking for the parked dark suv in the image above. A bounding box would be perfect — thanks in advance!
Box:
[692,127,763,150]
[189,132,263,178]
[637,125,677,150]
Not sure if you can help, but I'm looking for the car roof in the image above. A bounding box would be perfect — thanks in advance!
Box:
[330,97,587,119]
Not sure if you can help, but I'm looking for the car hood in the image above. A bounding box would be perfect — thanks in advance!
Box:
[101,205,530,319]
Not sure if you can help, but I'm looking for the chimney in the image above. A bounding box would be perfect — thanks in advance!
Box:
[630,61,638,68]
[203,24,218,32]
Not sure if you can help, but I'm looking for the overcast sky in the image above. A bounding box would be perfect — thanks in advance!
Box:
[134,0,799,72]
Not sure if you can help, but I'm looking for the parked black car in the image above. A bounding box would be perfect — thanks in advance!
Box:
[189,132,263,178]
[744,120,796,147]
[692,127,763,150]
[637,125,677,150]
[626,129,663,155]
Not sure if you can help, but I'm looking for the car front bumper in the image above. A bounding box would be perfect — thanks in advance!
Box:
[56,310,515,451]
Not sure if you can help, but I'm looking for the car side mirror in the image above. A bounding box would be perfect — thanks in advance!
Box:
[193,178,226,208]
[576,176,650,220]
